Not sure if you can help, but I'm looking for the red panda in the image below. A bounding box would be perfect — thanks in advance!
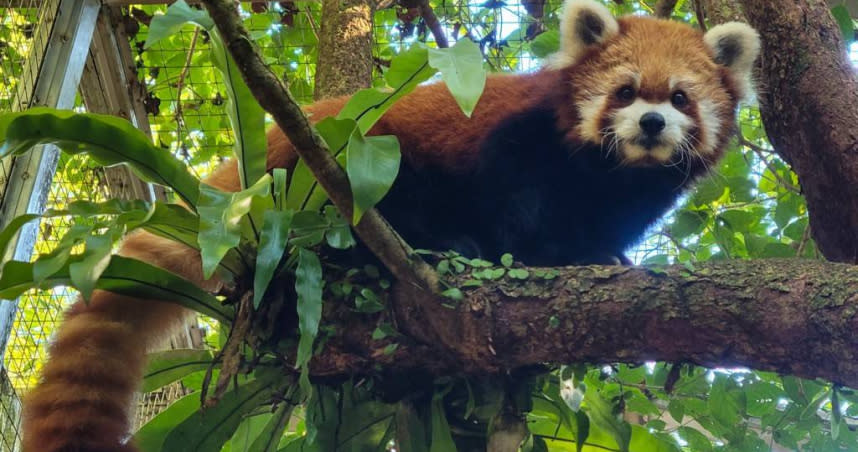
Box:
[20,1,759,450]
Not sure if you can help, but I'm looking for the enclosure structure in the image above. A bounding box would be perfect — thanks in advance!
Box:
[0,0,572,448]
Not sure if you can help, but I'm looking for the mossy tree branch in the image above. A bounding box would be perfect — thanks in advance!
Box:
[201,0,438,291]
[314,259,858,388]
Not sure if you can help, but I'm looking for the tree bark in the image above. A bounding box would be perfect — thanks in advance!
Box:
[726,0,858,263]
[695,0,745,24]
[312,259,858,388]
[314,0,374,100]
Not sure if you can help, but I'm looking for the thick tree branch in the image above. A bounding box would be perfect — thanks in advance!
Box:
[729,0,858,263]
[201,0,438,291]
[312,259,858,389]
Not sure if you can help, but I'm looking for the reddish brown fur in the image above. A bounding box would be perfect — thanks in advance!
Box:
[21,15,744,451]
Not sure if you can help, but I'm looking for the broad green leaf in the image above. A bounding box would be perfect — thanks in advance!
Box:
[395,402,429,452]
[0,214,41,261]
[671,210,707,239]
[231,410,274,452]
[32,223,93,284]
[163,370,280,451]
[427,39,487,117]
[530,30,560,58]
[145,0,214,49]
[338,45,436,133]
[142,349,215,393]
[831,5,854,42]
[69,233,115,301]
[678,426,713,452]
[585,389,630,452]
[295,248,323,392]
[708,376,745,429]
[290,211,327,248]
[0,256,232,323]
[209,29,268,189]
[346,130,401,223]
[0,108,200,207]
[429,394,456,452]
[628,425,680,452]
[253,209,294,308]
[198,175,271,279]
[284,118,358,212]
[249,402,295,452]
[135,392,201,452]
[323,206,355,249]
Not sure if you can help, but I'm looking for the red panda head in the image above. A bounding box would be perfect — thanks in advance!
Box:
[549,0,760,168]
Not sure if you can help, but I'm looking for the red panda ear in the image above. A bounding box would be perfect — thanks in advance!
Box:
[704,22,761,103]
[547,0,619,69]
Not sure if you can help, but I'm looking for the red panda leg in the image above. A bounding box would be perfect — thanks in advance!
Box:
[21,230,216,452]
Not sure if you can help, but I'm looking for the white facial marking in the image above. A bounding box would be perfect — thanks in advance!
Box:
[697,99,721,155]
[577,94,608,141]
[612,99,693,163]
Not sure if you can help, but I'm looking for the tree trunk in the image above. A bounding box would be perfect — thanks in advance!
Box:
[314,0,374,100]
[722,0,858,263]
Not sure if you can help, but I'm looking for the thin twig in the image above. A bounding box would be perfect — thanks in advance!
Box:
[740,135,801,194]
[796,224,812,257]
[201,0,439,292]
[304,5,319,40]
[419,0,448,48]
[693,0,707,31]
[174,28,200,138]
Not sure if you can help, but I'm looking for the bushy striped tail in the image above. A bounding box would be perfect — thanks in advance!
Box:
[21,231,210,452]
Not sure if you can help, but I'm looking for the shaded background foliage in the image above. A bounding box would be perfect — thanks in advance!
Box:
[0,0,856,450]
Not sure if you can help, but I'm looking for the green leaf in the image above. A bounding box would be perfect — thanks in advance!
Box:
[209,29,268,189]
[427,39,487,117]
[429,393,456,452]
[530,30,560,57]
[163,370,280,451]
[678,426,712,451]
[198,175,271,279]
[708,376,745,429]
[290,211,327,248]
[253,209,294,308]
[32,223,92,284]
[295,248,323,392]
[831,5,855,42]
[671,210,708,239]
[0,256,232,323]
[346,130,401,224]
[831,387,842,441]
[500,253,513,267]
[585,389,630,452]
[284,118,357,213]
[575,411,590,452]
[145,0,214,49]
[135,392,201,452]
[249,402,295,452]
[142,349,215,393]
[507,268,529,279]
[0,214,39,261]
[338,45,436,133]
[323,205,355,249]
[629,425,680,452]
[0,108,201,207]
[68,233,115,301]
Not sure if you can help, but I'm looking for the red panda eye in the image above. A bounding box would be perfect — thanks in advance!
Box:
[616,86,636,102]
[671,91,689,108]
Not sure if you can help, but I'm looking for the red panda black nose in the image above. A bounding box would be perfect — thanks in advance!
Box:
[639,112,666,136]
